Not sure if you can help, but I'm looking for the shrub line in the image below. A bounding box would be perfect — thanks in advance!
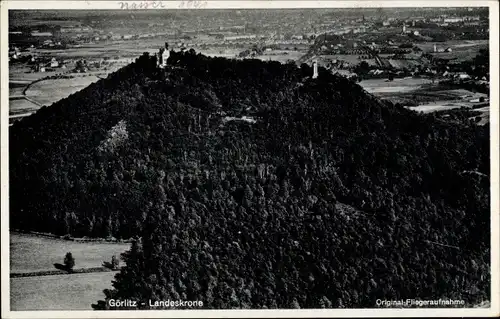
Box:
[11,266,121,278]
[11,230,134,244]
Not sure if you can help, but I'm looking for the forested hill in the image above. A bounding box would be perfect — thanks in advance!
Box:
[10,50,490,307]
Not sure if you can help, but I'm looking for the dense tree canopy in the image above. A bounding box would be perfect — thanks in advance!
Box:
[10,50,490,308]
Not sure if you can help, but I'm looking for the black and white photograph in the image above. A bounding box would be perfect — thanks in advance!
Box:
[1,1,499,317]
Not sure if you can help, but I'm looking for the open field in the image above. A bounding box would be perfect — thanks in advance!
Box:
[387,59,423,69]
[408,103,490,124]
[408,101,473,113]
[34,38,240,60]
[360,77,489,117]
[472,106,490,125]
[9,82,26,96]
[405,91,489,115]
[9,99,39,115]
[419,40,488,61]
[34,39,170,59]
[430,50,488,62]
[10,233,129,274]
[25,75,101,106]
[376,88,487,104]
[9,66,61,83]
[11,272,116,310]
[196,47,242,58]
[416,39,488,52]
[360,77,434,94]
[255,50,305,63]
[320,54,377,67]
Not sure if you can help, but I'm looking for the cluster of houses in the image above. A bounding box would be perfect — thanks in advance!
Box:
[441,71,488,82]
[380,14,482,29]
[432,44,453,53]
[312,46,490,86]
[31,57,65,73]
[8,46,23,60]
[40,39,64,48]
[9,46,66,72]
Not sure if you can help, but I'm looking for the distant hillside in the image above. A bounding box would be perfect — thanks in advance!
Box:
[10,50,490,308]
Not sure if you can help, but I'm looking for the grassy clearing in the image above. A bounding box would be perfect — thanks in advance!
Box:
[377,88,487,105]
[255,50,305,63]
[387,59,422,69]
[35,39,180,59]
[9,99,39,116]
[421,40,489,62]
[9,65,60,83]
[25,76,100,106]
[320,54,377,66]
[360,77,434,94]
[361,78,489,117]
[9,86,25,97]
[10,272,116,310]
[196,48,242,58]
[408,101,471,113]
[469,106,490,126]
[10,233,129,274]
[416,40,488,52]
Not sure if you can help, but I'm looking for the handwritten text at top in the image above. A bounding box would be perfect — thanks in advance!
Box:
[118,0,208,10]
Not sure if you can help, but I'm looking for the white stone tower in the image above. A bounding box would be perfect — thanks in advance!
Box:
[312,60,318,79]
[402,23,406,33]
[433,44,437,53]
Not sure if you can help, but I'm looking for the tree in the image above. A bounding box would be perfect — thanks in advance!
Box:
[111,255,120,270]
[64,252,75,271]
[355,61,370,76]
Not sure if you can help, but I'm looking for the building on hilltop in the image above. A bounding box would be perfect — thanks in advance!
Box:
[157,42,170,68]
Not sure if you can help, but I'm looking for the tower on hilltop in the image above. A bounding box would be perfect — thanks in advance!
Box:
[312,60,318,79]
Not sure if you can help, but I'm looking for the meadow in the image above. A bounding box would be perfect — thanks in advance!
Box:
[473,106,490,125]
[376,87,487,103]
[9,99,39,116]
[321,54,378,67]
[256,50,305,63]
[359,77,434,94]
[419,40,489,62]
[25,75,101,106]
[10,272,117,310]
[408,101,473,113]
[416,39,488,52]
[360,77,489,118]
[10,232,129,274]
[35,38,208,60]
